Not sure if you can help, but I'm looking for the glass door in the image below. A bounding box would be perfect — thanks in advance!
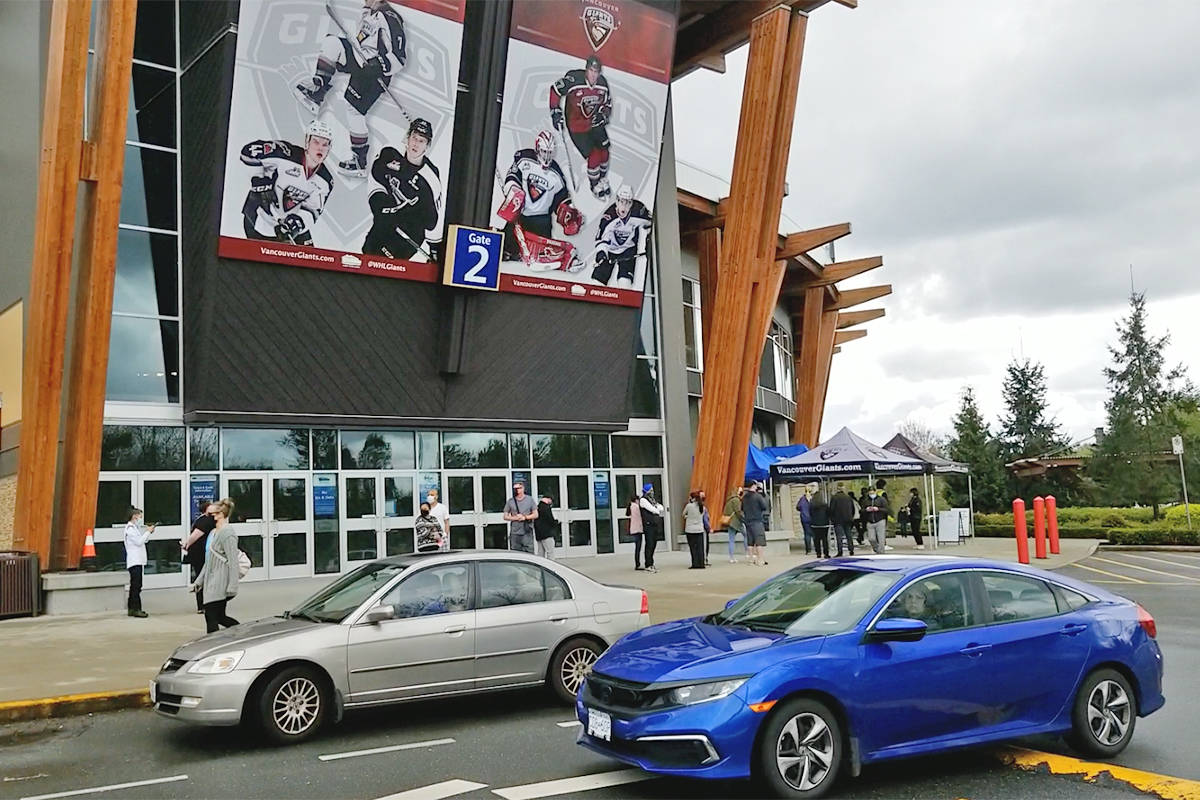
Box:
[382,472,418,556]
[94,473,136,573]
[341,473,382,567]
[223,474,269,581]
[444,470,511,550]
[534,471,595,557]
[268,472,311,579]
[139,473,187,588]
[479,472,511,550]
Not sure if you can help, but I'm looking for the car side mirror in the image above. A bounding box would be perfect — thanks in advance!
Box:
[364,605,395,624]
[725,598,739,610]
[864,617,927,643]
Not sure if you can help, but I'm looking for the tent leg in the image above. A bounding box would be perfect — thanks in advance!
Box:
[923,473,934,550]
[967,474,975,538]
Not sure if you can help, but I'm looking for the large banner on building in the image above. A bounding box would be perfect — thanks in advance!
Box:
[217,0,465,282]
[490,0,676,307]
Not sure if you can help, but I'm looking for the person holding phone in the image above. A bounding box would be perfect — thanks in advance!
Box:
[124,506,156,618]
[503,481,538,553]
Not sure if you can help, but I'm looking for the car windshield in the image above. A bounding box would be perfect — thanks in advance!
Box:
[706,567,899,636]
[289,562,407,623]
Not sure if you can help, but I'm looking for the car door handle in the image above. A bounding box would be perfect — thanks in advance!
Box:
[549,615,568,623]
[443,625,467,635]
[1060,623,1088,636]
[959,643,991,657]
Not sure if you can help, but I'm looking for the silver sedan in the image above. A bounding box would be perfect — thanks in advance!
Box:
[151,551,649,744]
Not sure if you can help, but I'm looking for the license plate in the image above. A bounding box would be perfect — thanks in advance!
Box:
[149,680,157,704]
[587,708,611,741]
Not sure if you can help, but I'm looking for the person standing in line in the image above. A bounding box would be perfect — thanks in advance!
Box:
[809,487,831,559]
[124,507,156,618]
[907,487,925,549]
[534,494,559,560]
[758,482,773,531]
[426,488,450,551]
[415,501,445,552]
[856,486,871,545]
[721,487,745,563]
[683,491,706,569]
[700,490,712,566]
[181,502,218,615]
[740,483,769,566]
[503,481,538,553]
[863,485,891,554]
[639,484,665,573]
[796,485,813,554]
[191,498,240,633]
[829,483,856,557]
[628,493,646,571]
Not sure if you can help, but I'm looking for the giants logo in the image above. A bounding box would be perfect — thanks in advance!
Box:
[580,0,620,51]
[526,171,550,202]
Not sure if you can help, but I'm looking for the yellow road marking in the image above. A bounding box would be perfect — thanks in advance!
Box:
[1092,556,1200,582]
[1070,562,1147,584]
[1120,553,1200,571]
[1000,747,1200,800]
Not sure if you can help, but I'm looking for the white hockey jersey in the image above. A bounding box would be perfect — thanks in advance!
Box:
[354,4,407,74]
[595,199,652,257]
[504,149,570,218]
[240,139,334,238]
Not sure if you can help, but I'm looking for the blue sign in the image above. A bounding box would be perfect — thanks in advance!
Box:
[190,476,217,520]
[313,474,337,519]
[593,471,610,509]
[443,225,502,291]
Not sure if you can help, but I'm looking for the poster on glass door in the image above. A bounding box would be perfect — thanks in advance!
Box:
[217,0,466,282]
[489,0,676,307]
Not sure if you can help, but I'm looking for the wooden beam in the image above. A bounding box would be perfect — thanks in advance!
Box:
[836,308,885,329]
[832,346,842,354]
[829,284,892,310]
[808,310,839,443]
[776,222,851,260]
[834,329,867,345]
[677,189,717,216]
[791,285,824,446]
[679,214,725,236]
[12,0,92,565]
[808,255,883,286]
[55,0,138,570]
[697,227,720,365]
[673,1,778,78]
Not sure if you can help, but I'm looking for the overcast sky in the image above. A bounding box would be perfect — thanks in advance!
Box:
[671,0,1200,447]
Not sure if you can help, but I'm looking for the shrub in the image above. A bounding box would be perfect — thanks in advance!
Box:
[1163,504,1200,523]
[1098,512,1128,528]
[1105,529,1200,546]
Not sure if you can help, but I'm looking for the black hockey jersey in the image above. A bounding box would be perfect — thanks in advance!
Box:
[595,199,652,257]
[504,149,570,217]
[366,145,443,251]
[549,70,612,134]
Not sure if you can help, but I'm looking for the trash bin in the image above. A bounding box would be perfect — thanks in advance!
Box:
[0,551,40,618]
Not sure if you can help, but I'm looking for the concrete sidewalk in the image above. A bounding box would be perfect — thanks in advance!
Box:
[0,535,1097,707]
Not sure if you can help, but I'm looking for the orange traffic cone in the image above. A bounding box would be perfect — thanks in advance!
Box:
[82,528,97,559]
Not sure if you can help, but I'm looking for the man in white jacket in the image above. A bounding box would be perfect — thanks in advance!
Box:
[124,507,156,618]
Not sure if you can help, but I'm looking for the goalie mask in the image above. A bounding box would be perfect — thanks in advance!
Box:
[534,130,555,166]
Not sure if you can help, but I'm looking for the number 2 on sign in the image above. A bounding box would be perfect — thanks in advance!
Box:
[463,244,490,284]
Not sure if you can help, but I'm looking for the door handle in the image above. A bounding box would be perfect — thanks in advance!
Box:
[443,625,467,635]
[959,643,991,657]
[1060,623,1088,636]
[549,615,568,623]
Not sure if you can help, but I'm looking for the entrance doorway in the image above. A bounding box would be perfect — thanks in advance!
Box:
[94,472,187,588]
[340,471,419,568]
[612,470,666,555]
[444,470,510,550]
[533,471,595,557]
[223,472,313,580]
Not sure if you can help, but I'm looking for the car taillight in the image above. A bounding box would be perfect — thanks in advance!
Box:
[640,591,649,615]
[1137,604,1157,639]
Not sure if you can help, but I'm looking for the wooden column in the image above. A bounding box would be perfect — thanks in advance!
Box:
[55,0,138,570]
[806,309,839,443]
[791,285,824,446]
[12,0,93,564]
[697,227,720,367]
[690,7,805,501]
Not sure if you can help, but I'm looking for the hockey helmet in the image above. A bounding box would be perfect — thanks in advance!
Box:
[586,54,602,72]
[534,130,555,165]
[408,117,433,142]
[305,119,333,145]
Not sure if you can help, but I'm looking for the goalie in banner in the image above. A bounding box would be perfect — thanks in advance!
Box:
[496,130,584,271]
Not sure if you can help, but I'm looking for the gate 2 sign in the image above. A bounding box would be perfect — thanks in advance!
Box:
[443,225,503,291]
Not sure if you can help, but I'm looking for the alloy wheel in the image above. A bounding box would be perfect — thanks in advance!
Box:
[775,711,835,792]
[560,646,598,696]
[1087,679,1131,746]
[273,676,321,736]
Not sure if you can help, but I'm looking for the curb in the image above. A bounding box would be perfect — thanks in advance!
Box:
[0,689,150,724]
[1099,545,1200,552]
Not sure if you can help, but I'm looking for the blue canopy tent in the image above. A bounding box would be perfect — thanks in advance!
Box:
[745,443,809,483]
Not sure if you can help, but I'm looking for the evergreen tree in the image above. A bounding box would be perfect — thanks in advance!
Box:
[1092,292,1198,515]
[998,357,1074,501]
[945,387,1008,512]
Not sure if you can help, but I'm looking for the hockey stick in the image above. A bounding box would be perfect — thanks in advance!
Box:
[553,124,579,195]
[378,200,436,262]
[325,0,414,124]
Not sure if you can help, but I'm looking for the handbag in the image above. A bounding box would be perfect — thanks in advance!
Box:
[717,514,732,529]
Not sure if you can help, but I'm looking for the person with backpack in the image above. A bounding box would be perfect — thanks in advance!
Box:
[534,494,559,559]
[638,484,665,573]
[191,498,242,633]
[180,502,217,614]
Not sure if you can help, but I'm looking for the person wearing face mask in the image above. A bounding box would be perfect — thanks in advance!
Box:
[415,502,445,552]
[180,502,218,614]
[534,494,559,559]
[425,488,450,552]
[863,484,891,554]
[503,481,538,553]
[124,506,156,618]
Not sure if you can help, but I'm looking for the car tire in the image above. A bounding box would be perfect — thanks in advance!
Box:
[257,666,328,745]
[548,637,603,704]
[1067,668,1137,758]
[756,697,842,799]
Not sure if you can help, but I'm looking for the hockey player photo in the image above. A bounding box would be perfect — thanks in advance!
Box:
[549,54,612,200]
[362,118,443,262]
[239,119,335,246]
[591,184,652,288]
[293,0,408,178]
[496,130,584,270]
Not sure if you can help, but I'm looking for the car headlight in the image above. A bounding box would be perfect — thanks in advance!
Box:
[187,651,244,674]
[665,678,747,707]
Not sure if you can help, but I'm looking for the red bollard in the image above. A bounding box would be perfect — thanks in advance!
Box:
[1013,498,1029,564]
[1032,496,1047,559]
[1046,495,1060,555]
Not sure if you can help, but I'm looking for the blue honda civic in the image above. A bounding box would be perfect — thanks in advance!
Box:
[576,556,1164,798]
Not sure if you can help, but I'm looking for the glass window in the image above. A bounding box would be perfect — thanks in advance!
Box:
[222,428,309,470]
[127,65,176,147]
[417,431,440,470]
[386,528,415,556]
[594,471,613,554]
[340,430,415,470]
[681,277,694,304]
[381,564,471,617]
[532,434,590,468]
[446,476,475,514]
[442,432,508,469]
[105,317,179,403]
[478,561,549,609]
[631,357,660,418]
[611,435,663,468]
[1056,585,1092,611]
[346,529,377,561]
[510,433,530,468]
[273,477,307,522]
[188,427,218,471]
[120,145,176,232]
[133,0,176,66]
[882,573,976,632]
[638,303,657,357]
[384,475,415,518]
[142,479,181,526]
[981,572,1059,622]
[99,425,185,471]
[145,539,182,575]
[225,478,264,522]
[567,475,590,510]
[96,481,133,528]
[292,562,407,623]
[545,569,570,601]
[312,429,338,470]
[684,308,699,370]
[313,474,340,574]
[590,434,610,467]
[345,477,377,518]
[113,228,178,316]
[759,340,777,391]
[713,566,899,636]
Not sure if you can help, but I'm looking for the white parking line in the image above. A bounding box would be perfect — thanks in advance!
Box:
[1120,552,1200,571]
[20,775,188,800]
[556,721,582,728]
[491,769,652,800]
[1092,556,1200,582]
[319,738,456,762]
[374,779,488,800]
